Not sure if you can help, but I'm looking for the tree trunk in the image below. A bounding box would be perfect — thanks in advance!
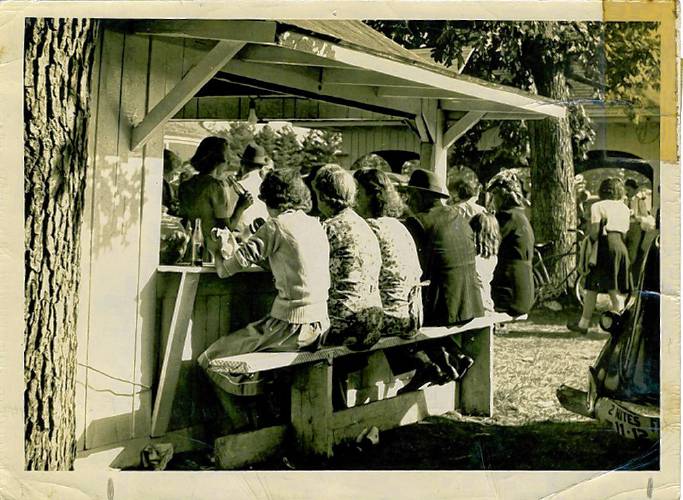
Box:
[24,18,99,471]
[528,63,576,293]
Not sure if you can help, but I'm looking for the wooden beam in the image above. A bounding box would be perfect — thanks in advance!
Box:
[443,111,486,148]
[150,272,200,437]
[131,41,245,151]
[214,425,287,470]
[323,68,429,88]
[291,361,333,458]
[221,59,420,117]
[378,88,466,98]
[279,31,565,119]
[414,115,430,142]
[459,326,494,417]
[128,20,277,43]
[238,44,349,68]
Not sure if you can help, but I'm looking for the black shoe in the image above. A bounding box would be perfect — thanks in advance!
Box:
[567,321,589,335]
[454,355,474,380]
[433,347,459,384]
[397,363,442,395]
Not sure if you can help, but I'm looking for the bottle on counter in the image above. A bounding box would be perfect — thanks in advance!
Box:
[190,218,204,267]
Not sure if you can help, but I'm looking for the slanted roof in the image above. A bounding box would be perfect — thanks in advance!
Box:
[123,19,566,150]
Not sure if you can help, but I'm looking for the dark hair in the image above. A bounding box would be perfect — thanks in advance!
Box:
[163,149,181,175]
[259,168,312,212]
[449,168,481,200]
[312,164,356,213]
[353,168,405,218]
[190,136,228,175]
[625,179,639,190]
[470,212,501,259]
[598,177,625,201]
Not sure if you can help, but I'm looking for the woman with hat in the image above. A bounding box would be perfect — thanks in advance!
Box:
[178,136,252,245]
[485,169,535,316]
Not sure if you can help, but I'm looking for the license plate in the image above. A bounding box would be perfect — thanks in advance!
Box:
[595,398,659,440]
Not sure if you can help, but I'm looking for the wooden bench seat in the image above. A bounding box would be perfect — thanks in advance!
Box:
[208,312,527,469]
[206,312,525,375]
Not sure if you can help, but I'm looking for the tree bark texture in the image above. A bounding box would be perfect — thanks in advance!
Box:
[24,18,99,471]
[528,67,577,292]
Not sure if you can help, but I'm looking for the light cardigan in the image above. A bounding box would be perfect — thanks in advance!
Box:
[215,209,331,324]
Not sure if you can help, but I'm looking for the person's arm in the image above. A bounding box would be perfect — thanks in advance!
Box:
[214,219,279,278]
[226,191,254,230]
[588,202,604,241]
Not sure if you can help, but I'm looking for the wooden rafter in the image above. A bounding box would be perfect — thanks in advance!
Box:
[278,30,565,119]
[237,44,349,69]
[128,20,277,43]
[131,41,246,151]
[221,59,420,117]
[443,111,486,148]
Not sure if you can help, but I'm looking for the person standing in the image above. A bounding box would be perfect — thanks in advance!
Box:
[624,178,652,266]
[568,178,632,334]
[448,167,486,221]
[178,137,252,245]
[226,142,271,240]
[485,170,535,317]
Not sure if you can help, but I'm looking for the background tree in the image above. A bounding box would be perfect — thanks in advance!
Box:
[273,125,303,170]
[24,18,99,470]
[301,129,342,172]
[368,20,659,289]
[255,124,278,161]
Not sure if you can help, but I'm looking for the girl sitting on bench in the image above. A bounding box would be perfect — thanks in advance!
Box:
[199,168,331,396]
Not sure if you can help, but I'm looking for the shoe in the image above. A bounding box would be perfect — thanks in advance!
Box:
[433,347,460,384]
[455,355,474,380]
[397,363,442,395]
[567,321,589,335]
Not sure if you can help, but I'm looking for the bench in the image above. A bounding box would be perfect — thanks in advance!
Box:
[206,312,526,468]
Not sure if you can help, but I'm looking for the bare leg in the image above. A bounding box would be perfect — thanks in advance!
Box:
[607,290,623,312]
[578,290,598,329]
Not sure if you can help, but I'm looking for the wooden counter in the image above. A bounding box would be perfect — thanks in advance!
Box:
[153,265,277,436]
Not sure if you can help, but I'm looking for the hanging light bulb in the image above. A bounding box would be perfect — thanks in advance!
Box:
[247,98,258,126]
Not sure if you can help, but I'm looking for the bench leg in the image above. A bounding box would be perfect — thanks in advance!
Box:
[458,325,493,417]
[290,360,333,458]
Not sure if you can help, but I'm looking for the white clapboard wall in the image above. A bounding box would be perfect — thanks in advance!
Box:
[341,127,420,169]
[76,29,211,451]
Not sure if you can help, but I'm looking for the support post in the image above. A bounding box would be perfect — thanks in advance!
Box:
[151,272,200,437]
[458,326,493,416]
[290,360,333,458]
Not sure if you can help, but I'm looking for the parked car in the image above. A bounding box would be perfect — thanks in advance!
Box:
[557,227,660,441]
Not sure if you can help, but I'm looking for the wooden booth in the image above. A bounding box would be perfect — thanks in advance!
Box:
[73,19,564,469]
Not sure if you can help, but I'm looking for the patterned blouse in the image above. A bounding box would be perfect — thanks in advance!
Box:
[367,217,423,320]
[323,208,382,328]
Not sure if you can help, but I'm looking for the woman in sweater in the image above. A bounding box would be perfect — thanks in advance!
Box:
[312,164,384,350]
[486,170,535,317]
[198,169,331,394]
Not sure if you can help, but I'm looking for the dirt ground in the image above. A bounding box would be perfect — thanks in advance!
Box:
[168,307,659,471]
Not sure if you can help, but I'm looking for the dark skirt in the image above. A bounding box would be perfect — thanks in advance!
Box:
[585,231,632,293]
[491,259,534,316]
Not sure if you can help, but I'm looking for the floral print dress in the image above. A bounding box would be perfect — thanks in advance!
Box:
[323,208,382,339]
[367,217,423,336]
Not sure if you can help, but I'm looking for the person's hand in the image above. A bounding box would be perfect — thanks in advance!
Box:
[234,191,254,213]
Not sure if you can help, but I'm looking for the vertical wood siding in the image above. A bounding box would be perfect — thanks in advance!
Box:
[76,31,212,450]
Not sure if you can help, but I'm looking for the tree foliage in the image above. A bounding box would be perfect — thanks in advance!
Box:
[301,129,342,173]
[368,21,659,177]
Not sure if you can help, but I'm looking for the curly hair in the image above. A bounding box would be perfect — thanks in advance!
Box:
[312,164,356,213]
[353,168,405,218]
[486,169,527,210]
[190,136,228,175]
[598,177,626,201]
[259,168,312,212]
[449,167,481,201]
[470,212,501,259]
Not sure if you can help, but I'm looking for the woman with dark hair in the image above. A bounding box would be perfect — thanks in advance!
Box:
[568,177,632,334]
[448,167,486,220]
[199,169,331,395]
[312,164,384,350]
[470,212,501,312]
[178,136,252,243]
[354,168,423,337]
[486,170,535,316]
